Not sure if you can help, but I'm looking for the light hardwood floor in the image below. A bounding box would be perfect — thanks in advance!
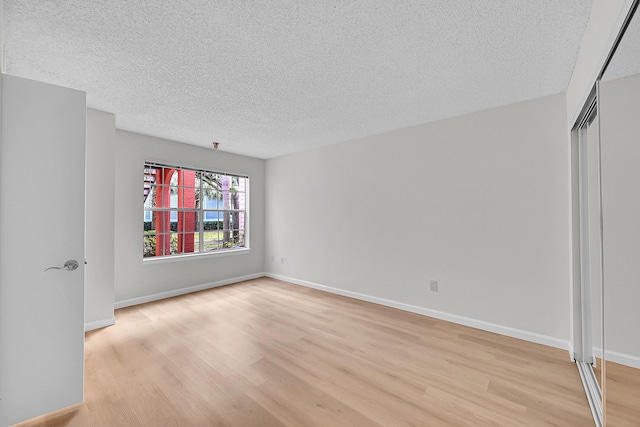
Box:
[17,277,595,426]
[606,361,640,426]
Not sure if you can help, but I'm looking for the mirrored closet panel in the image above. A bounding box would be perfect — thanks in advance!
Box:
[575,98,604,425]
[598,3,640,425]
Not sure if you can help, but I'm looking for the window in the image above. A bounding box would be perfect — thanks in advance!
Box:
[143,161,248,258]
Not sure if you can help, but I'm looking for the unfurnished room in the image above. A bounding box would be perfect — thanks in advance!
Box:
[0,1,639,426]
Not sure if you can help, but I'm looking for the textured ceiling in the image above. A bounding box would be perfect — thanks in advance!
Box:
[4,1,593,159]
[602,6,640,82]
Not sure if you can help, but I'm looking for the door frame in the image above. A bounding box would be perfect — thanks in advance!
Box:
[571,90,603,427]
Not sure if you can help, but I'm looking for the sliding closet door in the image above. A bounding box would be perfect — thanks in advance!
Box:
[574,102,603,426]
[584,113,603,375]
[598,4,640,423]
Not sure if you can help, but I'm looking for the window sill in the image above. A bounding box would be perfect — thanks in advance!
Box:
[143,247,251,265]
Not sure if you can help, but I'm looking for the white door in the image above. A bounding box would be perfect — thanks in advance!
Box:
[0,75,86,426]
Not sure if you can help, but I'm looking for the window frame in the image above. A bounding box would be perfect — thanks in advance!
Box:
[143,160,250,262]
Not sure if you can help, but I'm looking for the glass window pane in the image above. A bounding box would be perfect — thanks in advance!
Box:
[154,210,171,229]
[176,210,199,233]
[202,172,218,195]
[151,184,168,208]
[236,191,246,211]
[239,212,246,230]
[233,212,240,226]
[181,187,197,209]
[168,170,177,185]
[186,233,200,254]
[236,177,246,192]
[143,233,156,257]
[203,192,220,209]
[195,171,201,190]
[202,230,221,252]
[170,187,179,208]
[144,163,247,259]
[221,229,243,248]
[203,210,220,223]
[155,232,172,256]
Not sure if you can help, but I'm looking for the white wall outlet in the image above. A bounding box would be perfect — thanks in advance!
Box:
[280,257,285,263]
[430,280,438,292]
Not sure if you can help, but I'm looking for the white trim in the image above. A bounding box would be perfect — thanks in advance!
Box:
[568,0,637,127]
[114,272,640,369]
[114,272,263,309]
[143,247,251,265]
[577,361,603,427]
[578,124,595,362]
[144,159,250,180]
[569,341,576,361]
[142,160,250,263]
[84,316,116,332]
[592,347,640,369]
[265,273,570,352]
[605,350,640,369]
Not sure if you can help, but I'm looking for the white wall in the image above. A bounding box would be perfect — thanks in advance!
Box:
[85,108,116,329]
[114,130,265,304]
[1,0,4,73]
[566,0,635,127]
[599,72,640,362]
[266,93,571,343]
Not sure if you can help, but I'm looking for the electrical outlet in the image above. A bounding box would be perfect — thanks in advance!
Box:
[430,280,438,292]
[280,256,285,263]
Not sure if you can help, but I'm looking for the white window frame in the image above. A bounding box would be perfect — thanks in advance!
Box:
[143,161,250,261]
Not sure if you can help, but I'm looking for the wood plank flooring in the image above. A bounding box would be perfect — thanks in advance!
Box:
[16,277,594,426]
[606,361,640,426]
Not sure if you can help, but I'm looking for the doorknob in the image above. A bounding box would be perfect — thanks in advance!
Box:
[44,260,80,272]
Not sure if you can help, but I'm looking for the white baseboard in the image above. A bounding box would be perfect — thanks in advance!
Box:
[110,272,640,370]
[593,347,640,369]
[114,272,264,309]
[569,342,576,362]
[605,350,640,369]
[265,273,570,352]
[85,316,116,332]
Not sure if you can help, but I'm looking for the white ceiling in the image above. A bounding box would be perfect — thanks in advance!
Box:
[4,1,593,159]
[602,6,640,81]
